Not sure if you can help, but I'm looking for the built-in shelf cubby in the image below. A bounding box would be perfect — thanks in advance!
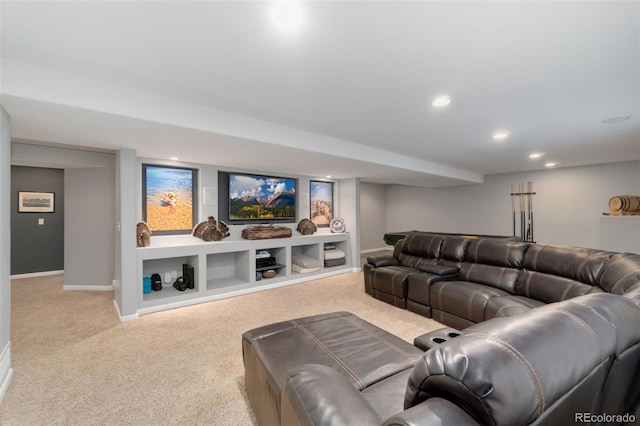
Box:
[141,255,198,302]
[136,232,352,316]
[207,250,251,291]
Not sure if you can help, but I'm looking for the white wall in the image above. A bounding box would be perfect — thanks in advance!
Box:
[1,107,14,402]
[338,178,360,269]
[360,182,388,251]
[386,161,640,250]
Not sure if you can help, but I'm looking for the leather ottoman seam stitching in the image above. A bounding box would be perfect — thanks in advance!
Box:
[294,323,365,389]
[342,316,419,363]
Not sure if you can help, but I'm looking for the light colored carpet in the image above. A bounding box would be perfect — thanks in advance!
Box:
[0,272,442,425]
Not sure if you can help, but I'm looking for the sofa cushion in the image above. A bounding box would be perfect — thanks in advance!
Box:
[394,232,445,270]
[516,270,603,304]
[405,294,621,426]
[484,295,545,320]
[464,238,529,268]
[453,239,528,293]
[437,236,469,268]
[522,244,612,285]
[370,265,416,300]
[597,252,640,295]
[458,263,520,293]
[400,232,445,259]
[430,281,510,323]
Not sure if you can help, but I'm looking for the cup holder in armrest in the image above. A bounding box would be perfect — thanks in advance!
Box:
[414,327,463,351]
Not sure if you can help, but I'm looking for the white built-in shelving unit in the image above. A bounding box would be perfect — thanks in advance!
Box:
[137,231,352,315]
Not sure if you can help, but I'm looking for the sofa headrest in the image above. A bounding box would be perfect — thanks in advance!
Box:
[523,244,612,286]
[464,238,529,267]
[404,294,626,425]
[598,252,640,295]
[400,232,445,259]
[439,237,470,262]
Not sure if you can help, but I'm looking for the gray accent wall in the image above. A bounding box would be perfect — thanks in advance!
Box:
[11,166,64,274]
[1,107,13,401]
[64,165,115,287]
[386,161,640,250]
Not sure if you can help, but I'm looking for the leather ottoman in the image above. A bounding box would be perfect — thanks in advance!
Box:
[242,311,423,425]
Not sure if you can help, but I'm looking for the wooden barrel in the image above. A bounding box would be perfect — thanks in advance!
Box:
[609,195,640,212]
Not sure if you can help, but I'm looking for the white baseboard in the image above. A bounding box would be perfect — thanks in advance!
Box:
[10,270,64,279]
[360,246,393,254]
[113,300,138,323]
[63,285,113,291]
[0,341,13,404]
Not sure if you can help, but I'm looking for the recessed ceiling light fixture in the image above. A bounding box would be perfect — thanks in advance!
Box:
[601,115,631,124]
[545,162,557,167]
[325,175,332,179]
[492,131,510,141]
[170,157,179,161]
[529,153,544,159]
[270,0,304,34]
[432,96,451,107]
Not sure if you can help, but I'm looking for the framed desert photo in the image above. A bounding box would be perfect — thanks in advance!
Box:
[142,164,198,234]
[310,181,334,227]
[18,191,55,213]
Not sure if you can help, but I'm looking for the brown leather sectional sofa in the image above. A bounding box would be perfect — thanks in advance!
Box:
[242,232,640,425]
[243,293,640,425]
[364,231,640,329]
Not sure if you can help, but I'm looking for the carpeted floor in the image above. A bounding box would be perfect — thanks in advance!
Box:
[0,271,442,425]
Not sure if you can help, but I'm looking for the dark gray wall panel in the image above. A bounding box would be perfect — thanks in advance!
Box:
[11,166,64,274]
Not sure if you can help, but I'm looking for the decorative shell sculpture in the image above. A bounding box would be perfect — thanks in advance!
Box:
[297,218,317,235]
[136,221,152,247]
[192,216,230,242]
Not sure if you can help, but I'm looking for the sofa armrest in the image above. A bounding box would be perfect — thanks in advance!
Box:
[383,398,479,426]
[367,255,400,268]
[418,264,458,276]
[281,364,382,426]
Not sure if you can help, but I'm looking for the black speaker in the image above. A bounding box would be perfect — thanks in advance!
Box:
[150,273,162,291]
[173,277,189,291]
[183,264,195,289]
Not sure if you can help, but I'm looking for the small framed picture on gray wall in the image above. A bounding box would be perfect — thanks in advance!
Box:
[18,191,55,213]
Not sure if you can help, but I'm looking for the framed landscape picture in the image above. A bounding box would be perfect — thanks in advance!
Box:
[18,191,55,213]
[310,181,334,227]
[142,164,198,234]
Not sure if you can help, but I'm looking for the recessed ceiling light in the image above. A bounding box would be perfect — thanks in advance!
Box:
[601,116,631,124]
[493,131,510,141]
[270,0,304,34]
[545,162,557,167]
[170,157,179,161]
[529,153,544,159]
[432,96,451,107]
[325,175,332,179]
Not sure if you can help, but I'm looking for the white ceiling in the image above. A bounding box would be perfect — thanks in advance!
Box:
[1,1,639,187]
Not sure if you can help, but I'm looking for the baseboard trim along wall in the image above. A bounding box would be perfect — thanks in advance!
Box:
[63,285,113,291]
[113,300,138,323]
[10,270,64,280]
[0,341,14,404]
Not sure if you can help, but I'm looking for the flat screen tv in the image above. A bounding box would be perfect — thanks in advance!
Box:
[228,173,296,223]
